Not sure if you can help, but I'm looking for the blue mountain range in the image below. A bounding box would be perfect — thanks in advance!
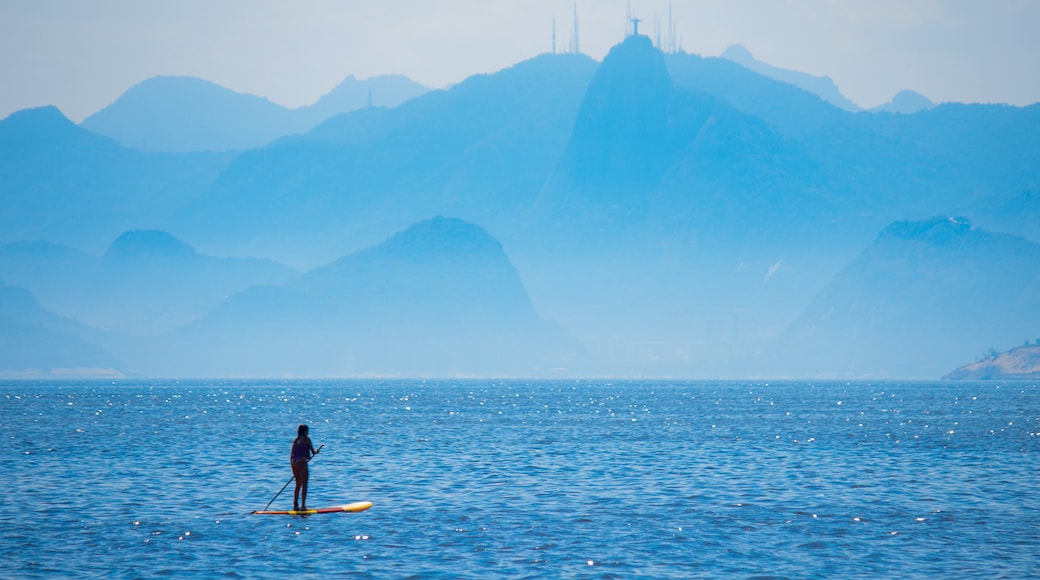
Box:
[1,34,1036,378]
[80,74,429,152]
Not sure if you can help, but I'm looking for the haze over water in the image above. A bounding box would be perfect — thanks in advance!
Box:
[3,380,1037,577]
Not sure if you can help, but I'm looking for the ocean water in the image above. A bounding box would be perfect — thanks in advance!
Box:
[1,380,1037,579]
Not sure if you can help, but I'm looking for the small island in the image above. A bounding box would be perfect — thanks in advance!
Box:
[943,344,1040,380]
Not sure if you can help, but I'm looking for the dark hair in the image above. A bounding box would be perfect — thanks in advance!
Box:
[297,424,308,437]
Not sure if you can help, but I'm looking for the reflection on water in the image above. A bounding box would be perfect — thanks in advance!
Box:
[1,380,1037,577]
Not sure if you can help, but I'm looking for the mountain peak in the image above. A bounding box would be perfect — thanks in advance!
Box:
[544,35,674,200]
[2,105,69,126]
[881,216,974,242]
[308,74,429,115]
[364,216,505,263]
[80,75,298,152]
[80,73,431,153]
[943,344,1040,380]
[104,230,197,261]
[0,103,124,154]
[720,43,861,111]
[0,105,102,150]
[776,217,1040,378]
[720,43,754,63]
[871,89,935,114]
[299,216,536,328]
[599,34,671,88]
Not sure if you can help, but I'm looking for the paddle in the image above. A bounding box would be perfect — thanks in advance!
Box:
[261,444,323,512]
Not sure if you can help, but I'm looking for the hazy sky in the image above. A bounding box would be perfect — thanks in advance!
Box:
[2,0,1038,122]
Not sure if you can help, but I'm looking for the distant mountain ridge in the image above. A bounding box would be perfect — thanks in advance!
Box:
[541,35,828,237]
[0,230,297,336]
[80,74,429,152]
[304,74,429,125]
[871,89,934,114]
[0,106,232,250]
[173,51,598,266]
[773,217,1040,378]
[0,281,123,377]
[720,44,934,115]
[541,35,676,213]
[80,76,297,152]
[943,344,1040,380]
[297,217,537,326]
[130,217,579,377]
[721,44,861,111]
[2,35,1038,379]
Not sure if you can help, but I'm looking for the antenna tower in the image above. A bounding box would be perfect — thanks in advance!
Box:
[570,3,581,54]
[552,12,557,54]
[651,0,679,53]
[668,0,677,53]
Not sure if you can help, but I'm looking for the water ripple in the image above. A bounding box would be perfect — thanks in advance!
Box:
[0,380,1037,578]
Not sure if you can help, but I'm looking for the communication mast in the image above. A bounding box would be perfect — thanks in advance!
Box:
[651,0,681,53]
[552,11,557,54]
[569,3,581,54]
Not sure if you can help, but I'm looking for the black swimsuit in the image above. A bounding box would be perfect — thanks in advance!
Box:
[291,439,310,464]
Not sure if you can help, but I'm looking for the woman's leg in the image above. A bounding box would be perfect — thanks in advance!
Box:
[297,462,309,509]
[292,461,304,509]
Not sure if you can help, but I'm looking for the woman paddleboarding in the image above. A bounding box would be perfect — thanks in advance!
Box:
[291,424,319,511]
